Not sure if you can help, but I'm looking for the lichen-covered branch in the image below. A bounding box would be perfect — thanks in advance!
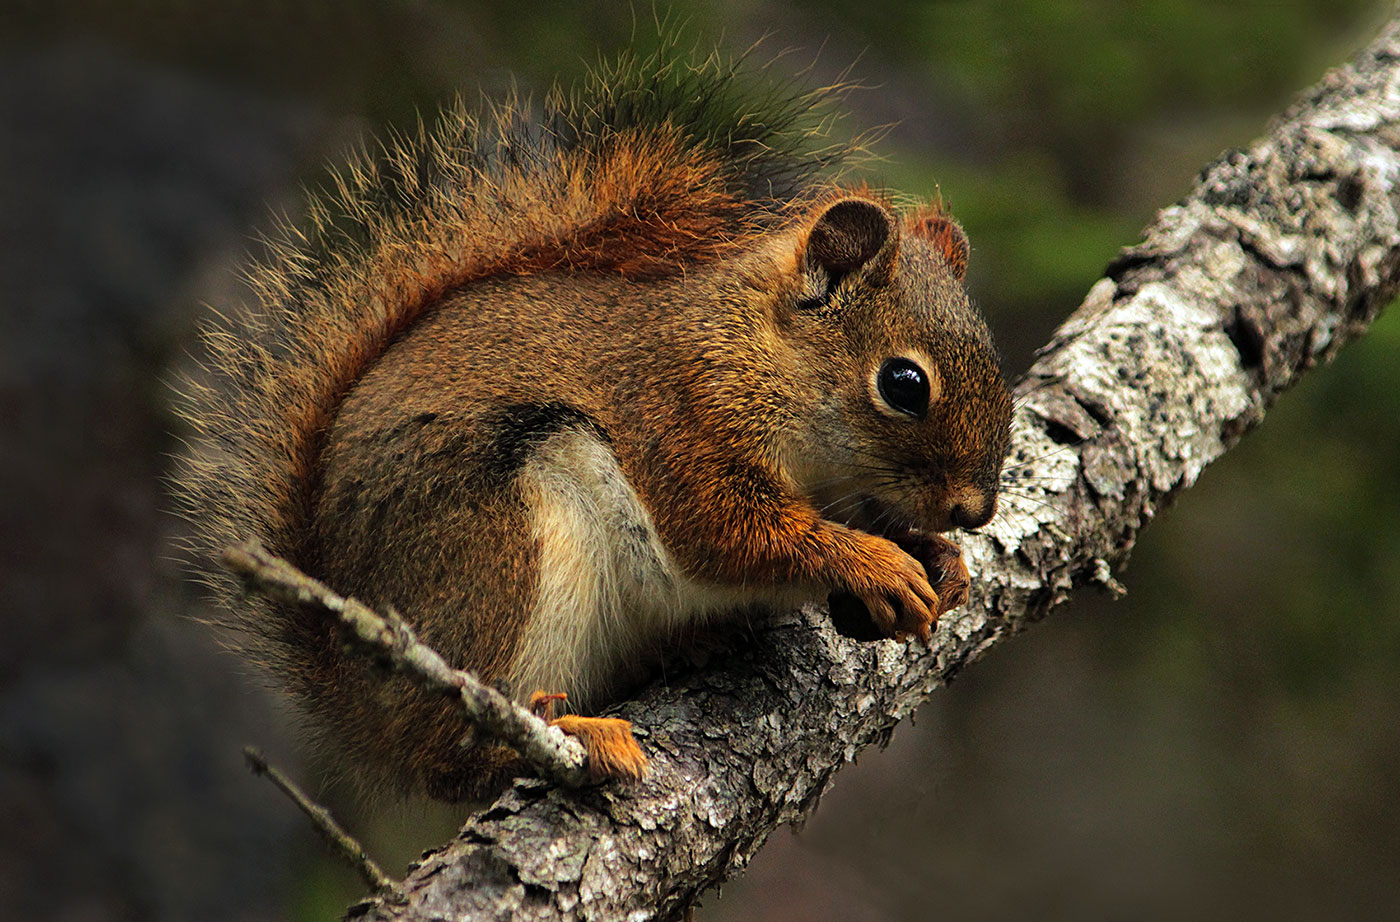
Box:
[222,542,592,788]
[355,16,1400,922]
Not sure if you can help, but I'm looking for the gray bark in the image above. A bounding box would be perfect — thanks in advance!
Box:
[357,16,1400,922]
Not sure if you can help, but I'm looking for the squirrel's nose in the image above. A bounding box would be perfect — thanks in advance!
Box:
[949,493,995,530]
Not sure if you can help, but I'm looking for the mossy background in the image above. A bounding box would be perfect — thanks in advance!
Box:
[5,2,1399,920]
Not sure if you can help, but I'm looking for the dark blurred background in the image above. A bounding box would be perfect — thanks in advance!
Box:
[5,2,1399,920]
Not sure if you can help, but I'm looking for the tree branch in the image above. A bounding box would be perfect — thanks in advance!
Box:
[222,543,592,789]
[243,746,406,903]
[353,16,1400,921]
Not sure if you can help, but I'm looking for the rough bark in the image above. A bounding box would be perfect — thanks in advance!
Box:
[354,17,1400,922]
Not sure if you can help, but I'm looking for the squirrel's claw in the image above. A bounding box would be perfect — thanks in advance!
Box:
[528,690,569,720]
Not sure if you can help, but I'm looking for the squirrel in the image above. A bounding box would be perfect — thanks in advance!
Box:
[175,49,1013,803]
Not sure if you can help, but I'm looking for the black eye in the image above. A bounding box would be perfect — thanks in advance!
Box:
[877,358,929,418]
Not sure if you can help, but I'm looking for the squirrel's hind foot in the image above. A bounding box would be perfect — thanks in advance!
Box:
[553,714,649,784]
[530,691,649,784]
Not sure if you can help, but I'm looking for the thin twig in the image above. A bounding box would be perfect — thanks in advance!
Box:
[221,541,591,787]
[243,746,405,903]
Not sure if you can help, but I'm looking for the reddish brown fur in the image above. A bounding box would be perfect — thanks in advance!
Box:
[906,202,970,280]
[178,61,1011,803]
[551,716,649,783]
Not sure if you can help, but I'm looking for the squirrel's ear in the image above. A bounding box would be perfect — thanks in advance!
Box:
[906,208,969,281]
[799,198,898,305]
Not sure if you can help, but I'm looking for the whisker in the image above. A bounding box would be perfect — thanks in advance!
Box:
[1011,374,1067,406]
[996,490,1061,519]
[1001,440,1086,474]
[818,491,867,518]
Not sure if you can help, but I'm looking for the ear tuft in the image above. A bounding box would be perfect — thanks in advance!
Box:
[908,208,969,280]
[806,198,895,277]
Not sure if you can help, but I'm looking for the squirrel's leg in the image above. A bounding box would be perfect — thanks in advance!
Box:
[529,691,647,783]
[640,458,943,641]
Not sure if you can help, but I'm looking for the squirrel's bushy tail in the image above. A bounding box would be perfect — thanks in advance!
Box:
[173,43,856,680]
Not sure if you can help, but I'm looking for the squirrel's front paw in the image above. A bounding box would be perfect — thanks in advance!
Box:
[839,536,940,643]
[894,532,969,617]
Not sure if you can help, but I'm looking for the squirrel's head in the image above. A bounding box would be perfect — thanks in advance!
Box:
[763,194,1013,537]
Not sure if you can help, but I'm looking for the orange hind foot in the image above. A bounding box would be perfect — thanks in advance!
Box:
[529,691,649,784]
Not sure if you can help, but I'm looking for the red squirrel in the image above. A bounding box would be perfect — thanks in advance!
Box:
[176,51,1013,801]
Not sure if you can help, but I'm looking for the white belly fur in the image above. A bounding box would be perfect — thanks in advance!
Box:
[509,426,810,709]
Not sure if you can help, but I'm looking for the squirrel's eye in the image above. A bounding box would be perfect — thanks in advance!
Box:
[876,358,930,418]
